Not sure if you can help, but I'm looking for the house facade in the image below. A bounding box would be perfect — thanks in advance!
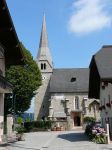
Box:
[34,15,100,130]
[0,0,24,143]
[89,45,112,138]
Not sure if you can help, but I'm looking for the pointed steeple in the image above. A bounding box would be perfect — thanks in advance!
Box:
[39,13,48,48]
[37,14,53,68]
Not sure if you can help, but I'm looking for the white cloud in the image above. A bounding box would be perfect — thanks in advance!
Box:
[68,0,112,35]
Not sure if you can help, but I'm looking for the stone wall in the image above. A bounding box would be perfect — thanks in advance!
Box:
[49,93,100,130]
[34,73,52,120]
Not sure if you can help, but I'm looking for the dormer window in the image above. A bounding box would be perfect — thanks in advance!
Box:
[71,77,76,82]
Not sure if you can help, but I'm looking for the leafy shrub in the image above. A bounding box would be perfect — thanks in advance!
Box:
[15,126,25,134]
[85,123,107,144]
[16,117,23,125]
[24,120,53,132]
[85,123,94,137]
[83,116,95,124]
[91,126,106,144]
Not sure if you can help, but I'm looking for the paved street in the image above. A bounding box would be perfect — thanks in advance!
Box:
[1,131,112,150]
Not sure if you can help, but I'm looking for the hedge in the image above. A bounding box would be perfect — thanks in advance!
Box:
[24,120,53,132]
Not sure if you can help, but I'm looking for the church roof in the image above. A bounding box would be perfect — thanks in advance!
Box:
[94,45,112,80]
[49,68,89,93]
[89,45,112,99]
[37,14,53,67]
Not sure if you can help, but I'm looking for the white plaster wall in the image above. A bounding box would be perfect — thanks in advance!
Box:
[100,82,112,130]
[7,116,13,135]
[0,94,4,142]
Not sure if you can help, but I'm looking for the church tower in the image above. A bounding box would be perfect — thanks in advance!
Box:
[34,14,53,120]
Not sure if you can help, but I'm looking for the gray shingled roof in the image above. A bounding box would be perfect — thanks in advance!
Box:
[49,68,89,93]
[95,45,112,79]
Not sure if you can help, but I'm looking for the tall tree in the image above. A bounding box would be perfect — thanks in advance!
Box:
[5,43,42,114]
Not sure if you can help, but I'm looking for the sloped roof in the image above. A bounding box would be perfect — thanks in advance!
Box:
[0,0,24,66]
[94,45,112,80]
[49,68,89,93]
[89,45,112,99]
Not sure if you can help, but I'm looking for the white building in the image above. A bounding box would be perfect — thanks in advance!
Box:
[89,45,112,139]
[34,15,100,130]
[0,0,24,143]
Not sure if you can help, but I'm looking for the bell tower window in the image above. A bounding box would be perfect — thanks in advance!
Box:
[44,63,46,70]
[41,63,44,70]
[41,63,46,70]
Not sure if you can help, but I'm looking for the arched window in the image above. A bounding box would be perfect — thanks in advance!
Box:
[74,96,79,109]
[44,63,46,70]
[41,63,43,70]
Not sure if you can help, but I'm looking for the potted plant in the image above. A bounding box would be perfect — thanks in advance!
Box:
[15,126,25,141]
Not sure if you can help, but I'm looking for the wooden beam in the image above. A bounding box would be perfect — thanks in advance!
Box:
[0,27,12,32]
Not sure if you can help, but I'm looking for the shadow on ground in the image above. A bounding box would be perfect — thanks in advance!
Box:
[6,143,40,150]
[58,132,89,142]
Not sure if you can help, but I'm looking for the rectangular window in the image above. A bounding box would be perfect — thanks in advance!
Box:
[41,63,43,70]
[44,63,46,70]
[74,96,79,109]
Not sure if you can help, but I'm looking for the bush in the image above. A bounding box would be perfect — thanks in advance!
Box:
[91,126,106,144]
[24,120,53,132]
[83,117,95,124]
[15,126,25,134]
[85,123,107,144]
[85,122,94,137]
[16,117,23,125]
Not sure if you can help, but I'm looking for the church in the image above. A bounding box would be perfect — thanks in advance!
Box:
[34,15,100,130]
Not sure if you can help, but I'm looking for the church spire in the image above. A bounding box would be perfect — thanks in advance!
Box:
[39,13,48,48]
[37,14,53,69]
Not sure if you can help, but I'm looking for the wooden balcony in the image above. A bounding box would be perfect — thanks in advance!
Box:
[0,75,12,93]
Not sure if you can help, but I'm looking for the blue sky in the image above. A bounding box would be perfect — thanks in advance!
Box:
[7,0,112,68]
[6,0,112,112]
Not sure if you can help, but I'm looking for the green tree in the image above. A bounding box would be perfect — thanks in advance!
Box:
[5,43,42,114]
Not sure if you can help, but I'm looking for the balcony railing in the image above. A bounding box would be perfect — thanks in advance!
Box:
[0,75,12,92]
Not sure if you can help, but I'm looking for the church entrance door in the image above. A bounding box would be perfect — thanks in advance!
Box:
[74,116,80,126]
